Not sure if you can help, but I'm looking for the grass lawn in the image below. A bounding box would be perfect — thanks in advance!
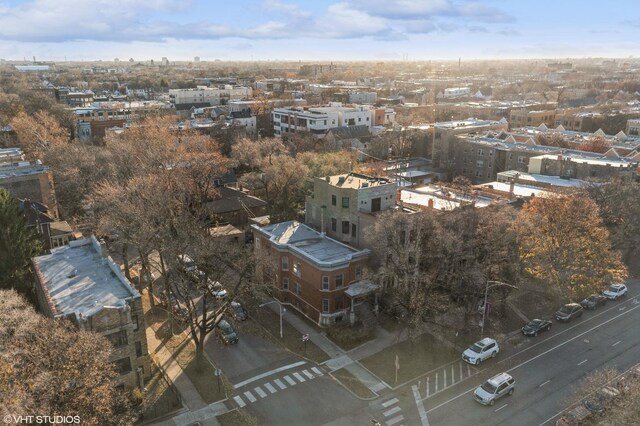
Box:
[217,409,259,426]
[326,324,376,351]
[360,332,458,386]
[245,307,330,363]
[330,368,376,399]
[142,290,229,404]
[138,369,182,422]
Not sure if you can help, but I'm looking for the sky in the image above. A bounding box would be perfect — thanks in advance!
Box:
[0,0,638,62]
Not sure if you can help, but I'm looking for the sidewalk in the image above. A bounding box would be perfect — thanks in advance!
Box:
[263,301,390,394]
[145,327,208,412]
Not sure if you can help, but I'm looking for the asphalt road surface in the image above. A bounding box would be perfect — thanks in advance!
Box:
[419,279,640,426]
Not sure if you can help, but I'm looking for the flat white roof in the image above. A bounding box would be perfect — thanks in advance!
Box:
[481,181,554,198]
[497,171,588,188]
[400,186,493,211]
[33,236,139,318]
[253,221,369,267]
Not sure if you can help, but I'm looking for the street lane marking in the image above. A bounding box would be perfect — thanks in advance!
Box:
[577,359,588,366]
[233,360,306,389]
[619,306,626,311]
[264,382,277,394]
[612,340,621,347]
[386,415,404,426]
[302,369,315,379]
[426,303,640,412]
[311,367,324,376]
[451,365,455,383]
[494,404,508,412]
[412,384,430,426]
[254,386,267,398]
[382,398,399,408]
[293,372,306,382]
[383,406,402,417]
[467,364,471,376]
[444,369,447,387]
[233,395,246,407]
[459,363,463,380]
[274,378,287,390]
[284,375,296,386]
[435,372,439,391]
[244,391,256,403]
[539,380,551,388]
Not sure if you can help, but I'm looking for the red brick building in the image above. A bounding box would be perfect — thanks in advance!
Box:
[252,221,370,326]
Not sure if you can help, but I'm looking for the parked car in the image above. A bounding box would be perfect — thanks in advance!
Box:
[474,372,515,406]
[172,305,189,323]
[229,301,248,321]
[602,283,628,300]
[177,254,200,280]
[207,280,228,300]
[521,319,552,336]
[462,337,499,365]
[555,303,584,322]
[583,386,620,413]
[580,294,608,310]
[216,319,239,344]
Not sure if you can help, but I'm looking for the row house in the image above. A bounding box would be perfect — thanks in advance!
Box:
[252,221,370,326]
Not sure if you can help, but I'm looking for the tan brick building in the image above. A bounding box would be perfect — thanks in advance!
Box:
[252,221,370,326]
[32,236,150,390]
[305,172,397,250]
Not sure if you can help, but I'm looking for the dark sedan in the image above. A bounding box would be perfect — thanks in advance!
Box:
[555,303,584,322]
[522,319,552,336]
[580,294,608,310]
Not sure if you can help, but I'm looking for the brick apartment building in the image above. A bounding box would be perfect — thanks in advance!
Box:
[32,236,150,390]
[252,221,370,326]
[305,172,397,249]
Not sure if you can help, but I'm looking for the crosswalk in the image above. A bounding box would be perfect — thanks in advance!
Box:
[232,366,325,408]
[375,397,405,426]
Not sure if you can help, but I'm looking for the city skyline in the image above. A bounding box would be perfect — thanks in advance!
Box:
[0,0,638,62]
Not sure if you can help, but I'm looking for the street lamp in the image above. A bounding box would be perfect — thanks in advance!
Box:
[259,299,285,338]
[480,280,518,339]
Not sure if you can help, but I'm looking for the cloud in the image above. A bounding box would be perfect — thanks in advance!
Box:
[0,0,515,44]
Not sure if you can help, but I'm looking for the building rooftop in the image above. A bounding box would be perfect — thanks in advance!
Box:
[323,172,392,189]
[32,236,139,319]
[0,160,48,179]
[253,221,369,267]
[497,170,589,188]
[400,185,494,211]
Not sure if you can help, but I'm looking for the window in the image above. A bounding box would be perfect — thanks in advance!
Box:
[478,149,485,156]
[342,197,349,208]
[132,315,139,332]
[292,263,301,277]
[322,276,330,290]
[281,257,289,271]
[283,277,289,290]
[254,238,260,249]
[331,195,336,206]
[351,224,357,238]
[331,218,337,232]
[106,330,128,348]
[342,221,350,234]
[355,265,362,280]
[489,150,493,157]
[135,341,143,357]
[335,297,344,310]
[322,299,329,313]
[294,282,302,296]
[517,156,527,164]
[476,160,484,168]
[335,274,344,288]
[114,357,132,374]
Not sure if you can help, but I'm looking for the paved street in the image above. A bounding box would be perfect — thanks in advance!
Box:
[400,279,640,426]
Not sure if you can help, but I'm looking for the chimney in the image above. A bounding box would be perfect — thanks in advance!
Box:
[427,198,434,209]
[320,206,326,235]
[509,179,515,197]
[557,154,563,161]
[348,161,352,173]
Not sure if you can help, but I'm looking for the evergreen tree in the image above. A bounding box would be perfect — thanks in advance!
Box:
[0,188,42,293]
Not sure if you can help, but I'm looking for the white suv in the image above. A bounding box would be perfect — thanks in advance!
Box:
[474,373,515,406]
[462,337,499,365]
[603,283,627,300]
